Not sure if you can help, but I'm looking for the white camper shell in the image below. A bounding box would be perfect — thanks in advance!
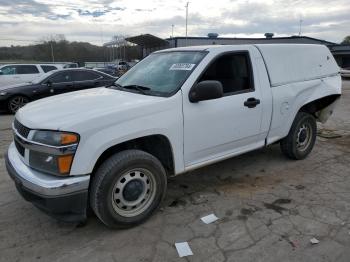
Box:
[256,44,339,87]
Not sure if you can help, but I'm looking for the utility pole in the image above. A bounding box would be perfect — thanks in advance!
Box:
[123,39,126,61]
[50,41,55,62]
[299,18,303,36]
[171,24,174,38]
[185,2,189,46]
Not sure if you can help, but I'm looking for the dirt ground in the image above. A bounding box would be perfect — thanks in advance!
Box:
[0,81,350,262]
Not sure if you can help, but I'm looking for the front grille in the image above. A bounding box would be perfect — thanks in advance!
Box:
[15,140,25,157]
[14,119,30,138]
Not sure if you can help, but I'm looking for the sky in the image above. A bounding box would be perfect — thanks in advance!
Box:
[0,0,349,46]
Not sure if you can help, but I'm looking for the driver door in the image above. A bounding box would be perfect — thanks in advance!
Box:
[44,71,75,96]
[183,50,264,168]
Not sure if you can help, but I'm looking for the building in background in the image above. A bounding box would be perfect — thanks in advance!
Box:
[122,33,335,56]
[329,45,350,68]
[167,33,335,48]
[105,33,350,68]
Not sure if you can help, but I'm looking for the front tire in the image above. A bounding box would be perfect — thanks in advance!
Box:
[280,112,317,160]
[90,150,167,228]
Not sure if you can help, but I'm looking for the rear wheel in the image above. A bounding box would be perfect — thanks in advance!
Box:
[90,150,167,228]
[280,112,317,160]
[8,96,29,114]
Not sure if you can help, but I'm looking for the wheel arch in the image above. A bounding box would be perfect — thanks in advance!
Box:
[91,134,175,177]
[299,94,340,119]
[7,93,31,101]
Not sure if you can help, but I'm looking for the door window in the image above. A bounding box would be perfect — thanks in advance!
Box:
[73,71,100,81]
[41,65,57,73]
[198,52,254,95]
[0,66,17,75]
[49,72,74,83]
[16,65,40,74]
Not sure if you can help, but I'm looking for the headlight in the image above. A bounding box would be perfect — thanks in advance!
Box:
[29,130,79,176]
[32,130,78,146]
[0,91,7,96]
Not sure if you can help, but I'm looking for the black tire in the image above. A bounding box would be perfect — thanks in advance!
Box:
[280,112,317,160]
[8,95,29,114]
[90,149,167,228]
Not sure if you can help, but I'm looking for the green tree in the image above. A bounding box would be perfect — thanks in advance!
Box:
[341,36,350,44]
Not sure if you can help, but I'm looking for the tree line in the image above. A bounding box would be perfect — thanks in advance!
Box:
[0,36,141,63]
[341,36,350,44]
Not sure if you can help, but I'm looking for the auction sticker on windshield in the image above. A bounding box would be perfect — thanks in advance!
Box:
[169,63,196,71]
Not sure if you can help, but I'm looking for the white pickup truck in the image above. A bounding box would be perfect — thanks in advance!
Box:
[6,44,341,228]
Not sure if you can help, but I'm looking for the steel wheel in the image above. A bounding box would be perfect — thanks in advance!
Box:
[111,168,156,217]
[90,150,167,228]
[8,96,29,113]
[296,123,312,152]
[280,112,316,160]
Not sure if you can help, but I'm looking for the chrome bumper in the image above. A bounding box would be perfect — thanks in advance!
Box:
[6,142,90,196]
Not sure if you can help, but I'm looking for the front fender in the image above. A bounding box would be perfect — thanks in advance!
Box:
[69,99,184,176]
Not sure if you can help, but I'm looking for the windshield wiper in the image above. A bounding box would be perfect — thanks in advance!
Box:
[108,82,123,89]
[121,85,151,94]
[109,83,151,94]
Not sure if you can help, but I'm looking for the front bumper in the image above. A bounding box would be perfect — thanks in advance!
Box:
[5,142,90,222]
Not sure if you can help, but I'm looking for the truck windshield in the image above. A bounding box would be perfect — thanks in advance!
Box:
[113,51,207,96]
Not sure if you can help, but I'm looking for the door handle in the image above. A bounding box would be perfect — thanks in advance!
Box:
[244,97,260,108]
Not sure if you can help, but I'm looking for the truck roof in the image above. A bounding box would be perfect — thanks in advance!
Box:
[158,44,340,87]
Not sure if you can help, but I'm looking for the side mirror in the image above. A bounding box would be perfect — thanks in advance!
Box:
[46,80,52,87]
[189,80,223,103]
[0,70,3,75]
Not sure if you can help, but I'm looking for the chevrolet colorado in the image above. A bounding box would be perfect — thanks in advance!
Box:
[6,44,341,228]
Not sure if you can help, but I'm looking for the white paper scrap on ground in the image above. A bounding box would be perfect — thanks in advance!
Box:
[175,242,193,257]
[201,214,219,224]
[310,238,320,244]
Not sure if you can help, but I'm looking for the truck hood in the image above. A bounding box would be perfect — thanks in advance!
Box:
[16,87,167,130]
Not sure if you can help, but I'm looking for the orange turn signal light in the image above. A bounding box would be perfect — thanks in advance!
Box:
[58,155,74,174]
[60,133,78,145]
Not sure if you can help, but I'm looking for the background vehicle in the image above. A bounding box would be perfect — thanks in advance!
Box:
[93,67,118,77]
[116,61,130,70]
[62,63,79,68]
[340,67,350,78]
[0,68,116,113]
[0,63,79,87]
[0,64,64,87]
[6,44,341,228]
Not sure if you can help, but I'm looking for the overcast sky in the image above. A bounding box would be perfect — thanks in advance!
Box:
[0,0,349,46]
